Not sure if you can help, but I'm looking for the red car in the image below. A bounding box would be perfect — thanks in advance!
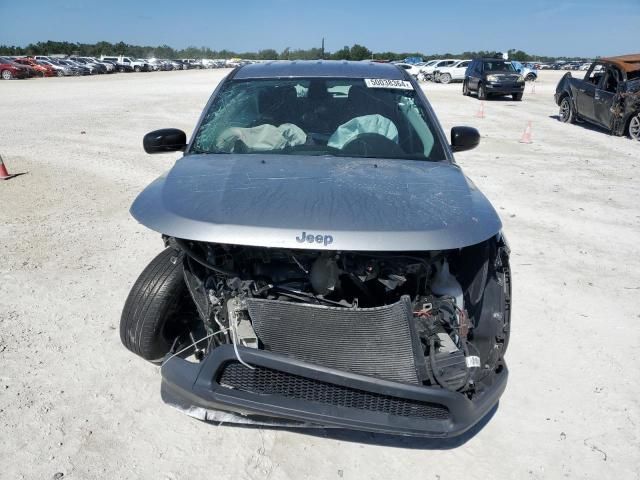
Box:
[14,57,55,77]
[0,57,32,79]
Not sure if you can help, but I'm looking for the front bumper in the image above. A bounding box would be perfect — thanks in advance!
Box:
[485,82,524,94]
[160,345,508,437]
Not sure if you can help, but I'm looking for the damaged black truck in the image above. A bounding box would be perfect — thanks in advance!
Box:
[555,54,640,140]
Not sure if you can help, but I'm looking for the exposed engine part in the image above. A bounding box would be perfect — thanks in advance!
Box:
[309,254,342,295]
[172,236,510,396]
[227,297,258,349]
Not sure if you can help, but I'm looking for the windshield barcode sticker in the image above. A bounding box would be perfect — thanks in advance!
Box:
[465,356,481,368]
[365,78,414,90]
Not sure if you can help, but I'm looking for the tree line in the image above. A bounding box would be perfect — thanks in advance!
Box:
[0,41,590,63]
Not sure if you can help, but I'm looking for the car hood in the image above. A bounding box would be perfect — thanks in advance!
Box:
[131,154,502,251]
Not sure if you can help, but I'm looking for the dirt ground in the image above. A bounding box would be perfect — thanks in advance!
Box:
[1,69,638,480]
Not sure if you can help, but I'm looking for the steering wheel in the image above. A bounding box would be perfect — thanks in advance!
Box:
[341,133,405,157]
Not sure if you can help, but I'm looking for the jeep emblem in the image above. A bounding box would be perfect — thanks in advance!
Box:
[295,231,334,247]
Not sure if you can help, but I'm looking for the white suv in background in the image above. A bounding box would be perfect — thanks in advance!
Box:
[393,62,422,78]
[420,59,460,81]
[434,59,471,84]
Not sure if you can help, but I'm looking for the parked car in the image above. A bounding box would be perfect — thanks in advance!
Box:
[182,59,204,69]
[555,54,640,140]
[14,57,53,77]
[69,57,105,74]
[416,60,439,81]
[420,59,460,81]
[49,59,83,76]
[78,56,116,73]
[434,59,471,84]
[393,62,421,77]
[0,57,31,79]
[463,58,525,100]
[101,56,147,72]
[146,58,169,71]
[121,60,511,438]
[511,60,537,81]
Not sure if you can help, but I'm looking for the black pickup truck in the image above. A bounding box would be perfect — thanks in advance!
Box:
[555,54,640,140]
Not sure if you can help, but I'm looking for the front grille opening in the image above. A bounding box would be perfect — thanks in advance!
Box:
[218,362,449,420]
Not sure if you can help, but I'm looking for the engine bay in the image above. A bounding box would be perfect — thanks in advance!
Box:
[171,235,511,397]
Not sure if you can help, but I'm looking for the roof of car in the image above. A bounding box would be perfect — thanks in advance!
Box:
[234,60,408,80]
[600,54,640,73]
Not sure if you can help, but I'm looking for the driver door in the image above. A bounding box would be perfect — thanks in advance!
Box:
[576,63,604,122]
[594,67,620,129]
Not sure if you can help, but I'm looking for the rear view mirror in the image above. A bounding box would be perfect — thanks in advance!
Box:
[450,126,480,152]
[143,128,187,154]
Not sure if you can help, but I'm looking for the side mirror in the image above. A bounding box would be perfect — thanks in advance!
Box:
[143,128,187,154]
[450,126,480,152]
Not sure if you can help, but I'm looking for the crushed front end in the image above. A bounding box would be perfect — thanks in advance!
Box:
[158,234,511,437]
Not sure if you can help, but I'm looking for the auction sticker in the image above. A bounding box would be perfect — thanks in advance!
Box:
[465,356,481,368]
[365,78,414,90]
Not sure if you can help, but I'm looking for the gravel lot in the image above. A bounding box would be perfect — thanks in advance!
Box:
[1,69,639,480]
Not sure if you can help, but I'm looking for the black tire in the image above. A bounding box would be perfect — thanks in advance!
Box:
[559,96,576,123]
[120,248,193,363]
[477,83,486,100]
[134,66,141,72]
[512,92,523,101]
[1,69,13,80]
[440,73,452,84]
[56,70,64,77]
[462,80,470,96]
[525,73,536,81]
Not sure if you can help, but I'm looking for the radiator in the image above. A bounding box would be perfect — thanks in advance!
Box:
[246,295,421,384]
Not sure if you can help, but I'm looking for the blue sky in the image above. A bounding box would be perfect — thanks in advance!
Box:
[1,0,638,57]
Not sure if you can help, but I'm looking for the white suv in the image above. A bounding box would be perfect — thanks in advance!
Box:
[420,59,460,81]
[435,59,471,84]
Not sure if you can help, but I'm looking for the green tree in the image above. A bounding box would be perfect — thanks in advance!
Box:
[332,45,351,60]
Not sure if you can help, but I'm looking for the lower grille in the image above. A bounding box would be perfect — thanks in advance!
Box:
[218,362,449,420]
[246,295,421,384]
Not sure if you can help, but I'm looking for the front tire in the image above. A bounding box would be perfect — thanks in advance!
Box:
[525,73,536,81]
[559,96,576,123]
[629,113,640,141]
[120,248,193,363]
[1,70,13,80]
[477,83,487,100]
[134,66,141,72]
[462,80,470,96]
[440,73,452,84]
[512,92,523,101]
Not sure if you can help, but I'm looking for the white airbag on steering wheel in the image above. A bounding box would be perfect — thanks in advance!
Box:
[328,114,399,150]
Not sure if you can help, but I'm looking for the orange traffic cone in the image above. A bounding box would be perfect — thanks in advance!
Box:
[519,121,533,144]
[0,154,16,180]
[475,101,485,118]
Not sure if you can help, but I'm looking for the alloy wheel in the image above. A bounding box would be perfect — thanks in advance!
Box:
[629,114,640,141]
[560,99,571,122]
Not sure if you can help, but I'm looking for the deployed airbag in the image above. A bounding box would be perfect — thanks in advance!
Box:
[328,114,398,149]
[216,123,307,152]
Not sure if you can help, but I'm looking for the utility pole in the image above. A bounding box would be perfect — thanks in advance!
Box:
[321,38,325,59]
